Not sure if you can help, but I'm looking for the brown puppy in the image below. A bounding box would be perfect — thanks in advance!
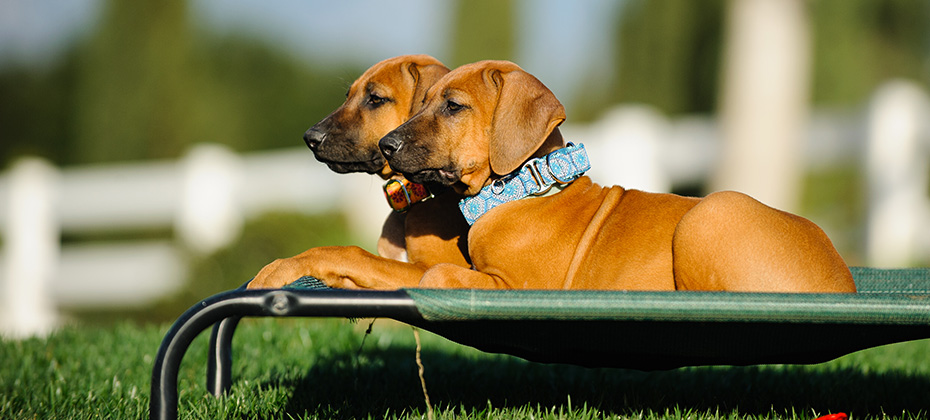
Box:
[252,60,856,293]
[248,55,468,289]
[377,60,855,292]
[300,54,466,264]
[304,54,445,177]
[255,60,854,292]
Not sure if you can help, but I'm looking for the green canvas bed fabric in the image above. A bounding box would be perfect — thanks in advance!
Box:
[378,267,930,370]
[405,267,930,324]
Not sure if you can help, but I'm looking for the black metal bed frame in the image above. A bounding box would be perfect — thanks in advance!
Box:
[149,286,422,420]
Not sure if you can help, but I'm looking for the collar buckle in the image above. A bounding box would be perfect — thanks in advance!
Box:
[525,160,551,194]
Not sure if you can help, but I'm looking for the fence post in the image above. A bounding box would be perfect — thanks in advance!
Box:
[175,144,244,255]
[713,0,810,212]
[865,81,930,267]
[586,106,671,193]
[1,158,59,337]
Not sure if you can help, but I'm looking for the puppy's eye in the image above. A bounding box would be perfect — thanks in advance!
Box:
[367,93,389,108]
[445,100,465,114]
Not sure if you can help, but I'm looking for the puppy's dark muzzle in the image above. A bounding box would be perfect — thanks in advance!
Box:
[379,134,404,160]
[304,128,325,151]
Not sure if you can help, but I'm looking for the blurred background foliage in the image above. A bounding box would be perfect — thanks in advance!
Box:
[4,0,929,167]
[1,0,930,322]
[591,0,930,117]
[808,0,930,106]
[1,0,353,166]
[605,0,727,116]
[451,0,515,65]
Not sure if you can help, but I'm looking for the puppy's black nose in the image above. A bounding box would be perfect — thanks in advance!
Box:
[379,134,403,159]
[304,128,325,151]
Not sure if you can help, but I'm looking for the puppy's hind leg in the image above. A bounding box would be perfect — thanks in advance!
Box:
[672,191,855,293]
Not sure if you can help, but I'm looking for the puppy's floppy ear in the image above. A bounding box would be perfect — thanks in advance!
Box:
[406,60,450,116]
[487,67,566,175]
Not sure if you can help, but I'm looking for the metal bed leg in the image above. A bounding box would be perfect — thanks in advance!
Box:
[150,290,267,420]
[207,316,242,397]
[150,288,419,420]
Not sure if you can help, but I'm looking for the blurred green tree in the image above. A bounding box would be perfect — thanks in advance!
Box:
[809,0,930,106]
[71,0,194,163]
[0,55,78,166]
[602,0,726,117]
[450,0,516,66]
[572,0,930,121]
[185,36,354,155]
[0,0,354,166]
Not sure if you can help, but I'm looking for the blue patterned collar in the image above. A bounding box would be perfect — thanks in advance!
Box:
[458,143,590,225]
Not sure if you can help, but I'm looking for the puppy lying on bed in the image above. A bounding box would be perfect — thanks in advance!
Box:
[248,55,469,290]
[252,60,856,293]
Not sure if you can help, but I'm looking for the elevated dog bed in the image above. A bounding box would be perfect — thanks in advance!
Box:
[150,267,930,420]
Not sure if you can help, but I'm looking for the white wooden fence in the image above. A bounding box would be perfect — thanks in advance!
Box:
[2,81,928,337]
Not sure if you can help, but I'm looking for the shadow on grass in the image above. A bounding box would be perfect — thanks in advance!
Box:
[266,345,930,419]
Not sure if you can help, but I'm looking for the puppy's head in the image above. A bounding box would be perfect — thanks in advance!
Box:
[304,54,449,177]
[379,60,565,195]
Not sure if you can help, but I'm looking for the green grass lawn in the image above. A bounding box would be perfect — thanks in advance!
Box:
[2,317,930,420]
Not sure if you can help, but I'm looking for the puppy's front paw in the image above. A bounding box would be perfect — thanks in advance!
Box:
[247,247,373,290]
[247,258,302,289]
